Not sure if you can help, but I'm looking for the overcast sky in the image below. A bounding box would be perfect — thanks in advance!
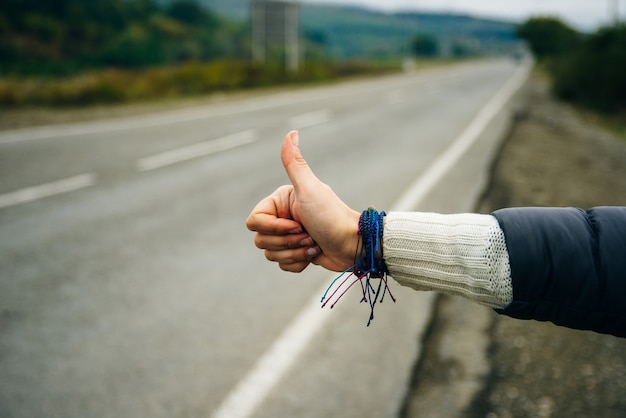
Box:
[304,0,625,30]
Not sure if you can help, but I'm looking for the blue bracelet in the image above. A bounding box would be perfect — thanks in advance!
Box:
[320,208,395,326]
[357,208,388,278]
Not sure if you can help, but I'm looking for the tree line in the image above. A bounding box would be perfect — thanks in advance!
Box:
[17,1,615,110]
[517,17,626,114]
[0,0,248,76]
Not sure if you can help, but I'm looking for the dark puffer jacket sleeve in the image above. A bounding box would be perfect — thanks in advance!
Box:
[492,206,626,337]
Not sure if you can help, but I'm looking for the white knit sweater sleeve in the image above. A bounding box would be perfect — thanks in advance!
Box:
[383,212,513,309]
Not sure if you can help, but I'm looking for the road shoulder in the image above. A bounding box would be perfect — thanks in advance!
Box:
[402,73,626,418]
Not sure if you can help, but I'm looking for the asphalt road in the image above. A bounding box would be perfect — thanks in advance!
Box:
[0,59,529,418]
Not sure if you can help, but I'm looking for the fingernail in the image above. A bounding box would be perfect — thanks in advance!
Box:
[289,228,303,234]
[300,237,314,246]
[290,131,299,146]
[306,247,320,257]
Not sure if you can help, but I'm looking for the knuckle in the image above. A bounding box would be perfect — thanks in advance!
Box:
[279,262,307,273]
[254,234,265,249]
[264,250,278,262]
[245,216,255,232]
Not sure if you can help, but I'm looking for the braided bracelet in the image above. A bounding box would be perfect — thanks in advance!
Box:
[321,208,396,326]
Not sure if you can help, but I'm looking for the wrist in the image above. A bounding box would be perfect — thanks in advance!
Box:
[342,209,361,266]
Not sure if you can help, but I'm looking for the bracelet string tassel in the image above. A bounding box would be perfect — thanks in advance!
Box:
[320,208,396,326]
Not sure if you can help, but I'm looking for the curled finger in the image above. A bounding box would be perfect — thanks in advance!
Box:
[254,233,314,251]
[264,245,321,266]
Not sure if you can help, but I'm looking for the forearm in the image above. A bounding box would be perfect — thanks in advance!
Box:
[383,211,513,309]
[492,206,626,337]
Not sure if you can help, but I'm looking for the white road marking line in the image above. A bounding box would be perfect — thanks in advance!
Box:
[0,173,96,209]
[136,130,256,172]
[210,64,532,418]
[0,81,374,145]
[211,289,330,418]
[288,109,331,130]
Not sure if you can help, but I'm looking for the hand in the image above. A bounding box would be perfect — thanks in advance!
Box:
[246,131,360,273]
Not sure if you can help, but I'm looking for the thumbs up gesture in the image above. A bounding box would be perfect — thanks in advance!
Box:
[246,131,360,273]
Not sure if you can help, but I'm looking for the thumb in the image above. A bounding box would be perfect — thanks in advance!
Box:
[281,130,319,192]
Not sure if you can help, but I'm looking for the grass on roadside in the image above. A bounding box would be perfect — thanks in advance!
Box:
[0,59,407,108]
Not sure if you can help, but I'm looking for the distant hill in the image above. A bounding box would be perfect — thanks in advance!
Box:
[158,0,520,59]
[300,6,519,58]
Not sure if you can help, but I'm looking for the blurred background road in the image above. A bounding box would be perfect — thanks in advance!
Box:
[0,58,526,417]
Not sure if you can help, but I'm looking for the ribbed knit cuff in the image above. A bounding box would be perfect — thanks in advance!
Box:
[383,212,513,309]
